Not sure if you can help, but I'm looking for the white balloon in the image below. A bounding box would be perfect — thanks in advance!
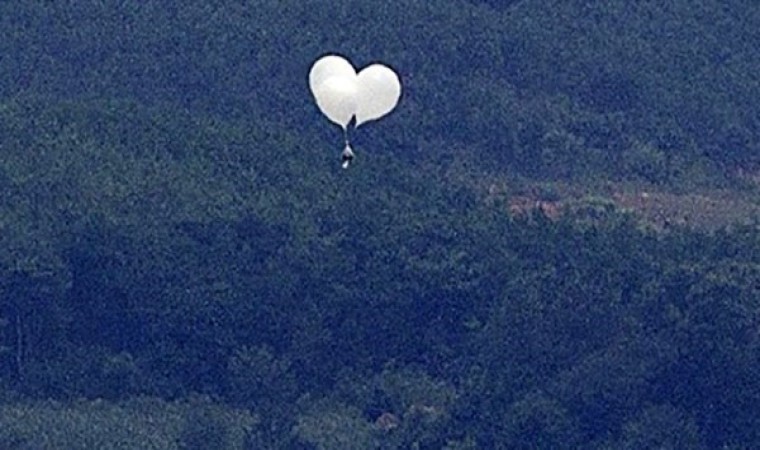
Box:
[311,74,358,128]
[355,64,401,126]
[309,54,356,93]
[308,54,401,129]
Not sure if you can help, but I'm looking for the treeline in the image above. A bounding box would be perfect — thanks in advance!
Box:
[1,96,759,447]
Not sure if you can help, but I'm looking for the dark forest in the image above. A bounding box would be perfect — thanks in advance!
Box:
[1,1,759,448]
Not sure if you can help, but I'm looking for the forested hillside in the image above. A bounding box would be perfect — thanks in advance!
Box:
[1,1,758,448]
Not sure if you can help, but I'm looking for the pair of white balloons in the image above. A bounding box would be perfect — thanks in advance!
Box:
[309,54,401,130]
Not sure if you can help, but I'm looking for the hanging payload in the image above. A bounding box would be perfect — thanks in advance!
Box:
[341,143,355,169]
[308,54,401,168]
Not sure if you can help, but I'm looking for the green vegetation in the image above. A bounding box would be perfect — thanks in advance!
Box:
[0,396,255,449]
[0,0,758,448]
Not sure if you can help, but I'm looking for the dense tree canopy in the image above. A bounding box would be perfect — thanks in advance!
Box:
[1,1,758,448]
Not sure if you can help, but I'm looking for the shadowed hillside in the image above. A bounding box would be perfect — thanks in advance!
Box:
[1,1,759,448]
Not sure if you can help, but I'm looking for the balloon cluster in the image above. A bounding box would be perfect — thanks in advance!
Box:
[309,54,401,168]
